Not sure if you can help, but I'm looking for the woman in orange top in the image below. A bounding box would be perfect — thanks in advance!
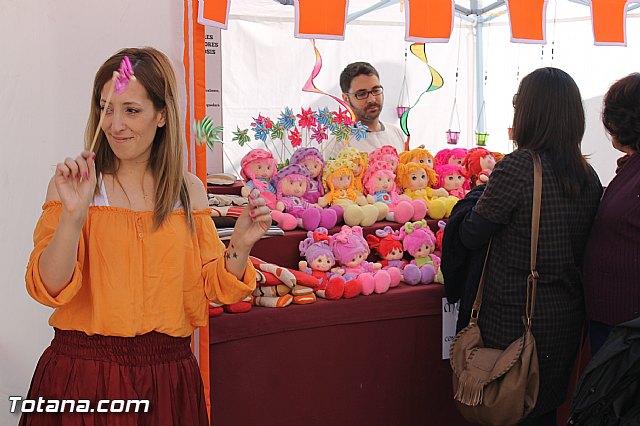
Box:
[21,47,271,425]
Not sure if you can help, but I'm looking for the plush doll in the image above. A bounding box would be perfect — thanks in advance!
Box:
[399,147,436,170]
[240,149,278,208]
[362,161,427,222]
[369,145,400,172]
[330,225,393,295]
[435,164,469,199]
[336,147,369,193]
[240,149,297,231]
[398,221,444,284]
[365,226,404,287]
[396,162,458,220]
[336,148,388,221]
[492,151,505,163]
[434,148,468,169]
[271,164,338,231]
[462,147,496,188]
[290,147,325,204]
[298,228,361,299]
[318,159,385,227]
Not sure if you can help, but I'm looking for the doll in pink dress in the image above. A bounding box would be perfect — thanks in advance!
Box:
[435,164,469,199]
[398,221,444,284]
[271,164,337,231]
[241,149,297,230]
[240,149,278,208]
[330,225,392,295]
[362,161,427,222]
[298,228,361,299]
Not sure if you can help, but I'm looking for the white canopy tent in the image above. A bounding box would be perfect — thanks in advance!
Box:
[1,1,638,423]
[219,0,640,185]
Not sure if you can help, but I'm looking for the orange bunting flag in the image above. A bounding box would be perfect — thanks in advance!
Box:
[591,0,632,46]
[506,0,548,44]
[198,0,230,29]
[404,0,454,43]
[294,0,349,40]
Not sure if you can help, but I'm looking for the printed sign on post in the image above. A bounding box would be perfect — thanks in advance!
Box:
[442,298,459,360]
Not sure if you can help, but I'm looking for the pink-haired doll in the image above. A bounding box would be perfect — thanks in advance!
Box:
[462,147,496,188]
[240,149,278,208]
[241,149,297,231]
[370,145,400,173]
[272,164,337,231]
[433,148,467,169]
[398,220,444,284]
[298,228,361,299]
[330,226,392,295]
[435,164,469,199]
[362,161,427,222]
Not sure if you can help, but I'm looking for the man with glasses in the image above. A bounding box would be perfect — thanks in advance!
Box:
[324,62,406,159]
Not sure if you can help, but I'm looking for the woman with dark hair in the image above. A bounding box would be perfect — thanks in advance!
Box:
[582,73,640,356]
[22,47,272,425]
[445,67,602,425]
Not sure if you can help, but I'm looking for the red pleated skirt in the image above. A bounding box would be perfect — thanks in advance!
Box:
[19,329,209,426]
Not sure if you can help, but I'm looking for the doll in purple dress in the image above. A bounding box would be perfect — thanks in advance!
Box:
[271,164,337,231]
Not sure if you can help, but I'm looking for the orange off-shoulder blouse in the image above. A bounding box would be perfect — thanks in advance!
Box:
[25,202,256,337]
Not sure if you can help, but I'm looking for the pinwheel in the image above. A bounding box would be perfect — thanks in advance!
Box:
[89,56,135,152]
[194,116,242,178]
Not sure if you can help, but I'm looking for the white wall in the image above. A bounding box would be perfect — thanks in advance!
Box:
[0,1,183,424]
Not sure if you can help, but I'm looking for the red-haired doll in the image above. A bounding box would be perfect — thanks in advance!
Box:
[462,147,496,188]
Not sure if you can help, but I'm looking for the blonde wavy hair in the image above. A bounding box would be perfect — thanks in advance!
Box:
[85,47,192,229]
[322,159,358,204]
[399,148,435,167]
[336,147,368,192]
[396,162,438,190]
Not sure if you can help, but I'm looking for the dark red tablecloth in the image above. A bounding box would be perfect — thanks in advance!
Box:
[209,284,473,426]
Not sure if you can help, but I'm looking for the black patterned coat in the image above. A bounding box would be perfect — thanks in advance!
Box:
[458,149,602,416]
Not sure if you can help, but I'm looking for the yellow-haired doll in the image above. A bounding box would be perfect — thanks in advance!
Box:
[399,148,436,170]
[335,148,387,221]
[396,162,458,220]
[336,147,369,193]
[318,159,386,227]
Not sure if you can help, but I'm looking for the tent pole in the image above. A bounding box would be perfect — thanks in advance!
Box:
[472,0,485,136]
[347,0,397,23]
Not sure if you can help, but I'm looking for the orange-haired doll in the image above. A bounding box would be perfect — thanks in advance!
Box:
[396,162,458,220]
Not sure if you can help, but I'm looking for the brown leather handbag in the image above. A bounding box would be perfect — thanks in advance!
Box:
[449,152,542,425]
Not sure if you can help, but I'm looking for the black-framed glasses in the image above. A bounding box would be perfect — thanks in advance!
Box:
[346,86,384,100]
[512,93,518,108]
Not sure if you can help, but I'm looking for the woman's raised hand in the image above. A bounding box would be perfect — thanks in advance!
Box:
[54,151,97,222]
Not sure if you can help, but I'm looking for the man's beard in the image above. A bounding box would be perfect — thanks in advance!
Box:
[349,100,382,122]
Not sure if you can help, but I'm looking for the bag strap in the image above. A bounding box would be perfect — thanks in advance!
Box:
[469,152,542,331]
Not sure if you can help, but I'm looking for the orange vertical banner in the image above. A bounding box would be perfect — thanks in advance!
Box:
[591,0,633,46]
[185,0,211,422]
[506,0,548,44]
[405,0,454,43]
[294,0,349,40]
[194,3,208,185]
[198,0,231,29]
